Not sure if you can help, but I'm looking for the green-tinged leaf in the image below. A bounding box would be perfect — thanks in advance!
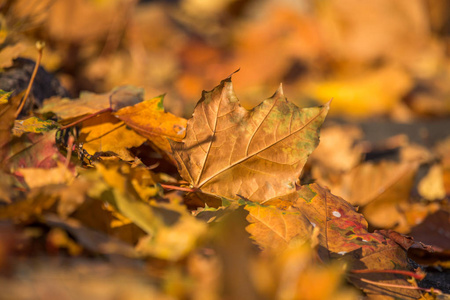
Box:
[0,89,12,104]
[83,162,207,260]
[12,117,59,136]
[135,200,207,260]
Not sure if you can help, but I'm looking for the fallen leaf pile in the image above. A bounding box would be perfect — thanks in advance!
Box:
[1,1,450,299]
[0,73,446,299]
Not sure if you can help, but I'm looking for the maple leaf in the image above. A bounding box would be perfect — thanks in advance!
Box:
[170,76,330,203]
[247,183,424,299]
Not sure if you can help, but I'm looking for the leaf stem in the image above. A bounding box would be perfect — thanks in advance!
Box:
[65,135,75,168]
[15,41,45,118]
[358,278,442,294]
[350,269,426,280]
[59,107,113,130]
[160,183,197,192]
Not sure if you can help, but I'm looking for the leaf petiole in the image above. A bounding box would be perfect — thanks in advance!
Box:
[160,183,198,193]
[358,278,442,295]
[59,107,113,130]
[350,269,426,280]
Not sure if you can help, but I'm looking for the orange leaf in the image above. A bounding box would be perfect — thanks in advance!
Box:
[248,183,424,298]
[114,95,187,155]
[78,113,146,161]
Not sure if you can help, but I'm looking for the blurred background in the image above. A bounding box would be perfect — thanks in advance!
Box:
[1,0,450,120]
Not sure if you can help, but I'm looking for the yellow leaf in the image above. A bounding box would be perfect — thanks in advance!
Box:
[0,90,12,104]
[84,162,206,260]
[245,202,313,252]
[12,117,59,136]
[114,96,187,155]
[135,202,207,261]
[418,164,446,201]
[47,227,83,256]
[308,65,412,118]
[79,113,146,161]
[17,162,74,189]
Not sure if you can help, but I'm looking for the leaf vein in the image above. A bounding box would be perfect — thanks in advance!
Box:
[197,106,327,188]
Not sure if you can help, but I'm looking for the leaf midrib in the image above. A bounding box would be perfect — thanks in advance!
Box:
[195,96,222,185]
[196,105,327,188]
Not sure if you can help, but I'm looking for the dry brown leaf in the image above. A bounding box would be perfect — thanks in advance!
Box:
[43,0,130,44]
[317,160,419,230]
[309,124,363,172]
[317,0,433,64]
[0,92,22,164]
[40,86,144,121]
[17,162,74,188]
[171,76,329,203]
[0,43,27,68]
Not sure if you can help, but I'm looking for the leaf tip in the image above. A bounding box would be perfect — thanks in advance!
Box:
[271,83,285,100]
[323,98,332,111]
[226,68,240,80]
[277,83,284,97]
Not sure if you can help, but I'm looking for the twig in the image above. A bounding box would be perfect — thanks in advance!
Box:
[350,269,426,280]
[15,41,45,118]
[65,135,75,168]
[160,183,197,193]
[359,278,442,294]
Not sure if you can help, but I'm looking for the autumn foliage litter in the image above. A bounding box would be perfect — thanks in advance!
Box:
[1,1,450,299]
